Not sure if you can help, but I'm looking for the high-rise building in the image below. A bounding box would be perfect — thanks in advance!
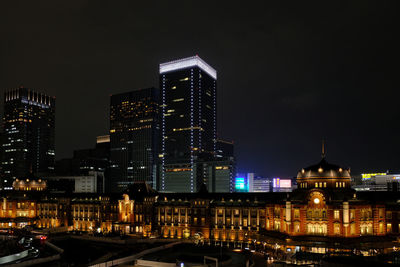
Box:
[73,135,110,174]
[109,88,159,192]
[0,130,4,189]
[216,139,234,158]
[159,56,217,192]
[55,135,110,178]
[207,159,235,192]
[1,87,55,189]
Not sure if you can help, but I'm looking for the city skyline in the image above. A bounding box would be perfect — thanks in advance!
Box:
[1,2,400,265]
[0,1,399,178]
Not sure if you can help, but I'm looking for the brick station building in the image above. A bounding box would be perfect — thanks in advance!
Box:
[153,156,400,253]
[1,155,400,254]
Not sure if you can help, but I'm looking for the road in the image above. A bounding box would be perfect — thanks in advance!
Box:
[252,252,268,267]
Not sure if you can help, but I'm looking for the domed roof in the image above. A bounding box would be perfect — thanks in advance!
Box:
[297,158,350,179]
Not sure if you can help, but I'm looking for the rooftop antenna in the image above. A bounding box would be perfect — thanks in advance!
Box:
[322,139,326,159]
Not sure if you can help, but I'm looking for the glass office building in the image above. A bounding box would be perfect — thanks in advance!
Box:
[2,87,55,189]
[109,88,159,192]
[159,56,217,192]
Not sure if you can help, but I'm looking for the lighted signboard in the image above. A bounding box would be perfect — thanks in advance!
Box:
[273,178,292,188]
[235,177,247,192]
[361,173,387,180]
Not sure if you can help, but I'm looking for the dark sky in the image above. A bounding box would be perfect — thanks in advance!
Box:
[1,1,399,178]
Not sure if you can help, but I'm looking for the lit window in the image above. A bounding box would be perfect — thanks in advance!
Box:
[334,210,340,220]
[295,223,300,232]
[350,223,356,235]
[294,209,300,218]
[334,223,340,234]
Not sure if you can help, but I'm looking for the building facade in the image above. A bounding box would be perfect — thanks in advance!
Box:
[44,171,105,193]
[154,157,400,253]
[158,158,234,193]
[159,56,217,192]
[216,139,234,159]
[248,174,271,192]
[109,88,159,192]
[1,156,400,254]
[353,172,400,191]
[2,87,55,189]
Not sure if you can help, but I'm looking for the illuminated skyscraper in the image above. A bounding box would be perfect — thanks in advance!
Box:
[109,88,159,192]
[159,56,217,192]
[1,87,55,189]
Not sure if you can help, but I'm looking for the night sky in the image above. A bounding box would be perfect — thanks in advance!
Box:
[1,1,399,178]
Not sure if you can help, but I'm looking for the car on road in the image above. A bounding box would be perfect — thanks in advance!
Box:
[34,235,47,240]
[18,237,33,248]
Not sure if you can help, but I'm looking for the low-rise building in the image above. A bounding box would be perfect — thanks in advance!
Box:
[1,155,400,254]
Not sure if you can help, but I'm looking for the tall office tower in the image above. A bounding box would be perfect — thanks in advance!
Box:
[159,56,217,192]
[216,139,234,158]
[0,131,4,189]
[2,87,55,189]
[56,135,110,176]
[109,88,159,192]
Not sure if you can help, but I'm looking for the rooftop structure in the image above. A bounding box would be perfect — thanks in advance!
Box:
[159,55,217,79]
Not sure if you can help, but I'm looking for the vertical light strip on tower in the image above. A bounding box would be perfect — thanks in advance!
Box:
[198,70,202,152]
[190,69,194,192]
[213,80,217,154]
[159,55,217,192]
[161,75,166,191]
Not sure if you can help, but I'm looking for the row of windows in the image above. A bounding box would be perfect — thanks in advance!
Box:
[336,182,346,188]
[299,182,347,188]
[315,182,327,188]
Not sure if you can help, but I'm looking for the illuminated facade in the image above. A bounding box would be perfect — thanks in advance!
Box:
[109,88,159,192]
[12,178,46,191]
[2,87,55,189]
[1,156,400,253]
[71,195,118,233]
[0,192,38,228]
[37,196,69,229]
[152,156,400,253]
[159,56,217,192]
[114,183,156,236]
